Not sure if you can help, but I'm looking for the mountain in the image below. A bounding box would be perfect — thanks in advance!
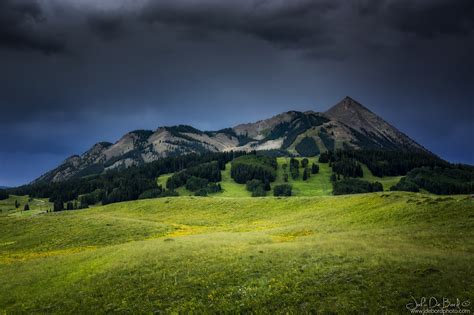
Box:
[34,97,429,183]
[325,97,426,151]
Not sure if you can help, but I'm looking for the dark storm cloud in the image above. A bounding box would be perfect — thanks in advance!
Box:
[2,0,473,56]
[387,0,474,38]
[138,0,474,55]
[87,12,126,41]
[0,0,473,186]
[140,0,339,51]
[0,0,64,53]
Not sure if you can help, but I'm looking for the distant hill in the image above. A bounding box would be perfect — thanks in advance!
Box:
[34,97,429,183]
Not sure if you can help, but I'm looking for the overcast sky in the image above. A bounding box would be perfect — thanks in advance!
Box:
[0,0,473,186]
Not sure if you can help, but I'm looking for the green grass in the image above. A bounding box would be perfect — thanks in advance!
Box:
[0,195,52,216]
[219,158,333,197]
[156,157,403,197]
[219,162,251,197]
[274,157,333,196]
[361,164,403,191]
[157,163,252,197]
[157,173,194,196]
[157,158,332,198]
[0,192,473,313]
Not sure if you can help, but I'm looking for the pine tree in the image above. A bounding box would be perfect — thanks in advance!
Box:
[301,159,309,168]
[54,200,64,212]
[303,168,309,181]
[264,180,271,191]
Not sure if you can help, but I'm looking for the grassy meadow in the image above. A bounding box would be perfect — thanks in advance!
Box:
[360,164,402,191]
[0,195,52,215]
[157,157,401,198]
[158,157,334,197]
[1,192,473,313]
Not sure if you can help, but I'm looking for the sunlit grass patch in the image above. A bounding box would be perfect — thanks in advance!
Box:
[271,229,314,242]
[0,192,472,313]
[0,246,98,264]
[360,164,403,191]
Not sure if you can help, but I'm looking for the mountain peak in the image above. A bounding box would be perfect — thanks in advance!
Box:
[343,96,356,102]
[325,97,427,152]
[325,97,379,127]
[327,96,372,114]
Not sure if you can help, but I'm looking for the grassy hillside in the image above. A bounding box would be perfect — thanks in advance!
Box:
[1,193,472,313]
[158,158,333,197]
[157,173,194,196]
[157,157,402,197]
[274,157,333,196]
[0,195,52,215]
[219,162,252,197]
[361,164,402,191]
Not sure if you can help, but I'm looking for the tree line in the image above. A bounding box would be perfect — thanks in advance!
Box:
[318,149,472,196]
[333,178,383,195]
[7,151,243,208]
[391,165,474,195]
[344,150,448,177]
[230,155,277,184]
[0,189,8,200]
[166,161,223,190]
[165,161,224,196]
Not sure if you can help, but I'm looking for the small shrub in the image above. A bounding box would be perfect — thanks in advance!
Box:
[246,179,268,197]
[252,186,267,197]
[194,189,208,196]
[139,188,163,199]
[390,177,420,192]
[206,183,222,194]
[246,179,263,192]
[274,184,292,197]
[160,190,179,197]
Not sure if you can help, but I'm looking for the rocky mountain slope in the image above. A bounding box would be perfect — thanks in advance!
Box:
[34,97,428,183]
